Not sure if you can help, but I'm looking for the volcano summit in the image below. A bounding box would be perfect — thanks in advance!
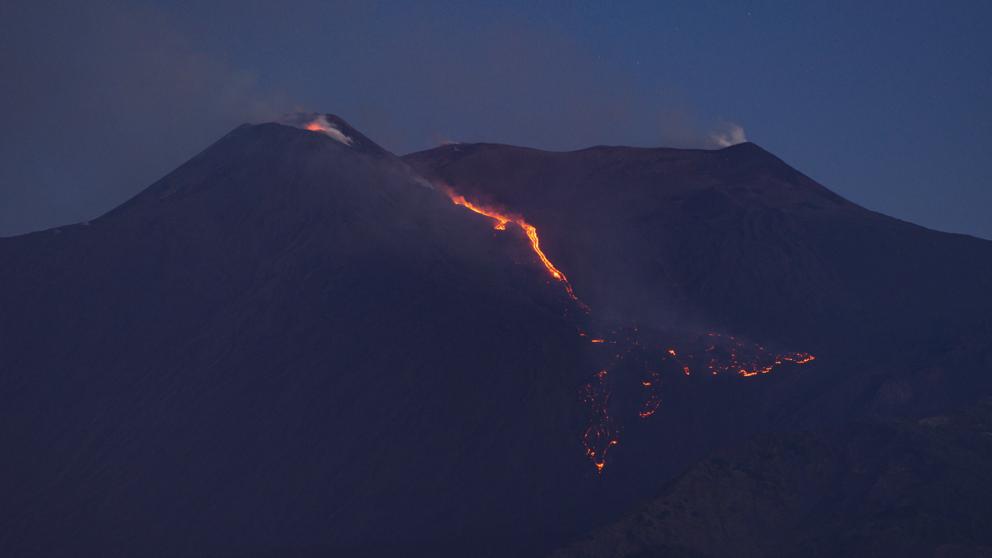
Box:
[2,114,991,558]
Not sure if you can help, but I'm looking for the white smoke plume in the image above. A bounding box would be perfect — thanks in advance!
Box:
[299,114,354,146]
[709,122,748,147]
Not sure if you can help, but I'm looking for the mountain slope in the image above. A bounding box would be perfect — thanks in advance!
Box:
[405,142,992,420]
[553,399,992,558]
[405,142,992,342]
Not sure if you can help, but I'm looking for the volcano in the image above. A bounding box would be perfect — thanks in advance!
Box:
[1,115,991,557]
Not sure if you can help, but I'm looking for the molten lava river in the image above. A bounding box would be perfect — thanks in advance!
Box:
[443,186,816,474]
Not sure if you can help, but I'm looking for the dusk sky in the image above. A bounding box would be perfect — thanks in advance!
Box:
[2,0,990,239]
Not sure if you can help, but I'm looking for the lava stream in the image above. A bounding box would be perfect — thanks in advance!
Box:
[446,190,584,306]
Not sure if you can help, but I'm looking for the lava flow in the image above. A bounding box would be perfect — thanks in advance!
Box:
[445,189,584,306]
[581,369,618,473]
[580,328,817,474]
[443,186,816,475]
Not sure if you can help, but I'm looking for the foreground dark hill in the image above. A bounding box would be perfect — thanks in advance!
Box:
[0,117,599,557]
[405,143,992,421]
[554,399,992,558]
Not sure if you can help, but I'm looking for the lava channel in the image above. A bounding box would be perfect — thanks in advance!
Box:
[445,188,585,307]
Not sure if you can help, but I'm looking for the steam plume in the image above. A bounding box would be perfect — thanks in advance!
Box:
[710,122,748,147]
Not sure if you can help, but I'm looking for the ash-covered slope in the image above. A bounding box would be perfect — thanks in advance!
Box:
[0,116,596,557]
[405,142,992,420]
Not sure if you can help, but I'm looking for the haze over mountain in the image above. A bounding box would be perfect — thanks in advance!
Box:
[1,114,990,557]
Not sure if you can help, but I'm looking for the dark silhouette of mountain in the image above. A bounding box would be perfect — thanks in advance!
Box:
[1,116,990,557]
[553,398,992,558]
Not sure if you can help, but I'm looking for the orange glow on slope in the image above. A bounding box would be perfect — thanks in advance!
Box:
[446,190,583,305]
[638,370,662,418]
[657,333,816,380]
[442,184,818,474]
[782,353,816,365]
[582,369,617,474]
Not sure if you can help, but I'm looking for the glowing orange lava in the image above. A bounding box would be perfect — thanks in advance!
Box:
[581,369,618,474]
[638,370,662,419]
[446,190,584,306]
